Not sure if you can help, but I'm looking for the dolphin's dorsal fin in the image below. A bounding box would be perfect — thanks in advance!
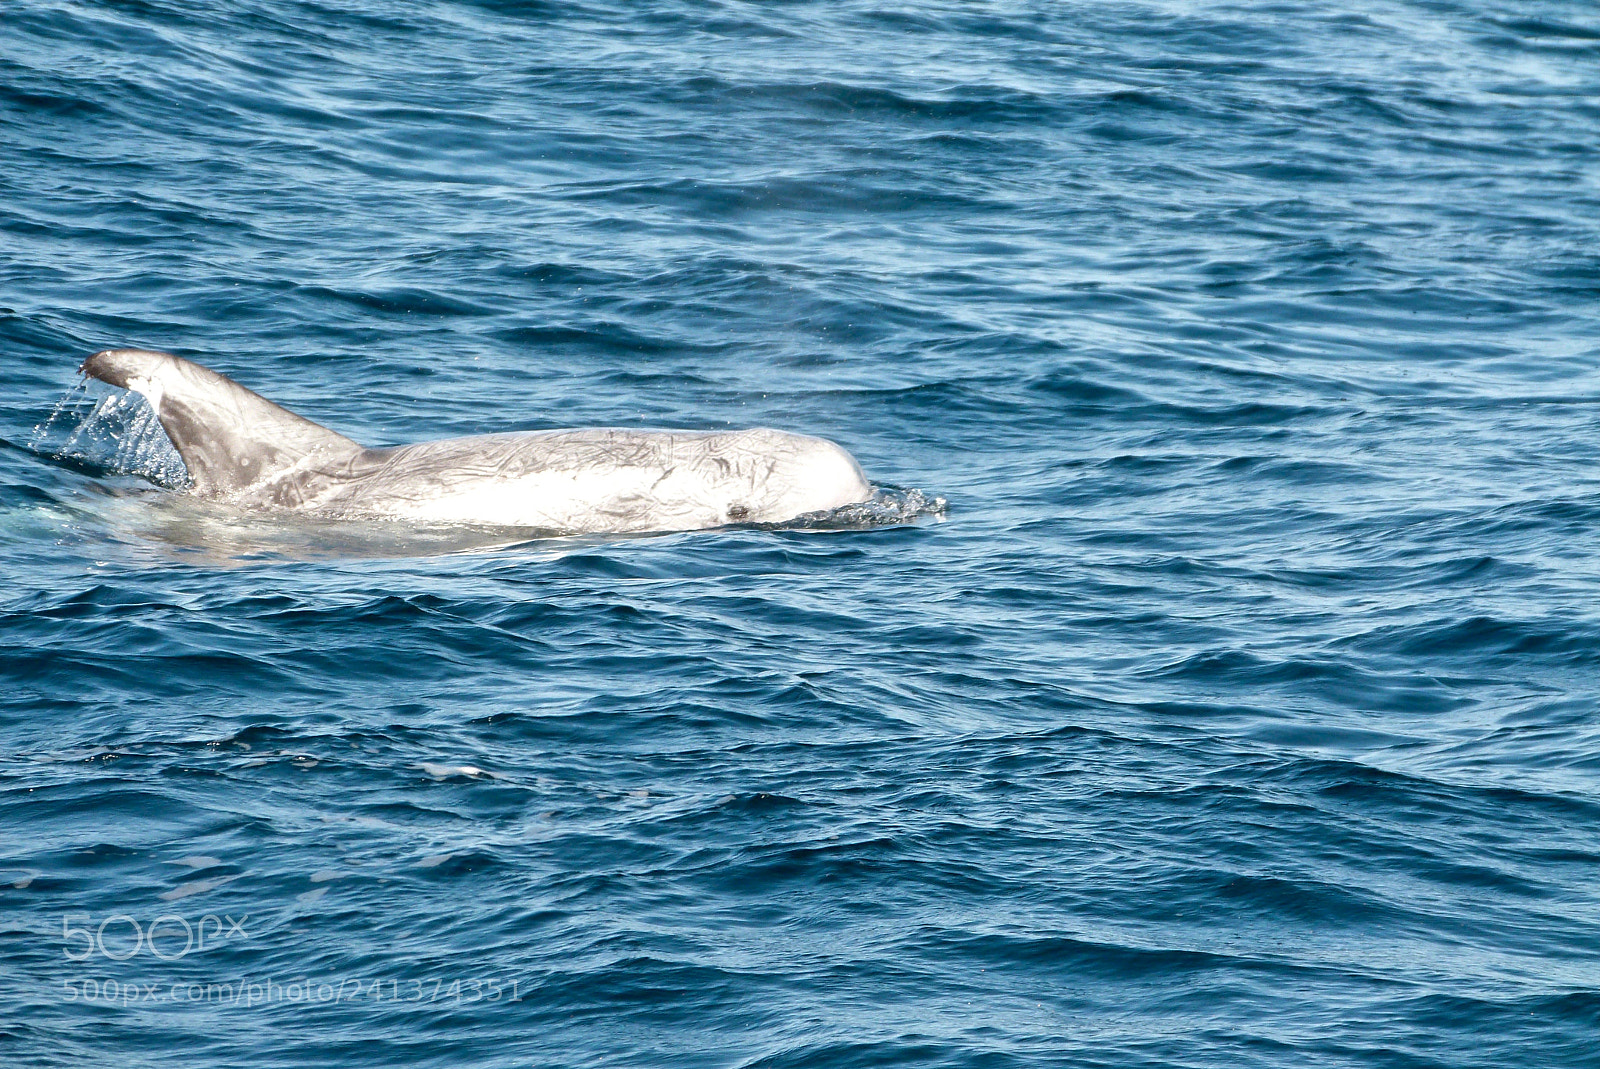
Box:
[80,349,363,495]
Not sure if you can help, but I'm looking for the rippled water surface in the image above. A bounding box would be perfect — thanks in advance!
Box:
[4,2,1600,1066]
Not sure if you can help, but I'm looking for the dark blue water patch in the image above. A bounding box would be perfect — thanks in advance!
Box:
[1343,614,1600,663]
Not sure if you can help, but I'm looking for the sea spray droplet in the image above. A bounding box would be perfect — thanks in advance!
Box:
[35,382,190,488]
[30,377,90,446]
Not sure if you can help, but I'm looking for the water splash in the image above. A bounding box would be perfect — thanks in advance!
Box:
[31,379,190,489]
[778,486,948,530]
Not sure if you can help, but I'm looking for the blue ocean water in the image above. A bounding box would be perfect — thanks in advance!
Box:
[4,0,1600,1064]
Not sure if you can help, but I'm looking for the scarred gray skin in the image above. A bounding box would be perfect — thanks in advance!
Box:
[79,349,872,533]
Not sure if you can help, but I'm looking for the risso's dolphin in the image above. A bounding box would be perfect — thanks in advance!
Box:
[79,349,873,533]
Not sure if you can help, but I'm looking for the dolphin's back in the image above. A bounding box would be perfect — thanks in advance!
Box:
[327,428,867,531]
